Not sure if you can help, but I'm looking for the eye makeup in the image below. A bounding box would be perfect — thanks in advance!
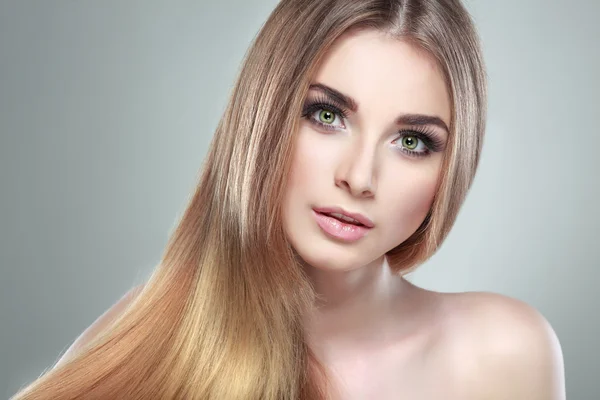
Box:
[300,96,447,158]
[301,93,351,126]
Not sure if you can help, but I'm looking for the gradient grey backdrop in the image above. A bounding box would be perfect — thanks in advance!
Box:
[1,0,598,398]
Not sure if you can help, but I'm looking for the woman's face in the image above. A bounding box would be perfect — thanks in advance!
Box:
[282,29,451,272]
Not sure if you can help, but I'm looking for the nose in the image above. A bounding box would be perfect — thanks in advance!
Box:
[334,138,377,198]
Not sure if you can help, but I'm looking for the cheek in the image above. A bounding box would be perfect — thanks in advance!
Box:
[283,129,327,225]
[286,128,332,194]
[382,170,439,237]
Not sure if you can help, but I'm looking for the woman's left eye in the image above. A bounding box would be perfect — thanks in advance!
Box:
[391,133,431,158]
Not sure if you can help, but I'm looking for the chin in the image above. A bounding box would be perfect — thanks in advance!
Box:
[291,237,378,273]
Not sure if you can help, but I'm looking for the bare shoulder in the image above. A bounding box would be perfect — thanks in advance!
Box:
[435,291,566,400]
[54,284,145,368]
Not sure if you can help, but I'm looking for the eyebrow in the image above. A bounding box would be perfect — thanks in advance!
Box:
[308,83,450,135]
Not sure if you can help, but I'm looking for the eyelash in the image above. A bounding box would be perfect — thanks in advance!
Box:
[301,96,445,158]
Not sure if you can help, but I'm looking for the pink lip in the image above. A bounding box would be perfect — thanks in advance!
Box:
[312,206,374,228]
[312,209,373,243]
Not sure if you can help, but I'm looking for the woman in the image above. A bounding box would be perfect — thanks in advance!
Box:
[12,0,565,399]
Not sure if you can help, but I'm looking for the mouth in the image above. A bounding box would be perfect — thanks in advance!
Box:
[312,206,374,228]
[311,207,374,243]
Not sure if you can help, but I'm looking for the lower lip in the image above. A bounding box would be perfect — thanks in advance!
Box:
[312,210,372,242]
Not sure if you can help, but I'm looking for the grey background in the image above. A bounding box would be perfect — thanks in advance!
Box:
[1,0,597,398]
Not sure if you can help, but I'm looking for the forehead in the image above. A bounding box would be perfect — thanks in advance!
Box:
[311,29,451,128]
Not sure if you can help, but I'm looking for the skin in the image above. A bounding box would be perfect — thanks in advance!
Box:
[282,28,566,399]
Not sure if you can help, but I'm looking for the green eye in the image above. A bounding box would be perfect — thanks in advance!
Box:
[402,136,419,150]
[318,109,336,124]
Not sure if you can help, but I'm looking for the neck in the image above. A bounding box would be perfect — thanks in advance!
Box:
[301,255,410,351]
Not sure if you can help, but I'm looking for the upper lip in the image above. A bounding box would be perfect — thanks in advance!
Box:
[313,206,375,228]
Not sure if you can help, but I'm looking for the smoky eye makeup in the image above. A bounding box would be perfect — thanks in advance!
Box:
[300,94,447,158]
[393,126,447,157]
[301,93,350,123]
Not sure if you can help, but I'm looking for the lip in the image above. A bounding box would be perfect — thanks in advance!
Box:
[311,209,372,243]
[312,206,374,228]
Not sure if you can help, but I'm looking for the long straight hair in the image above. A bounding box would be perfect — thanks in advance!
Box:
[12,0,486,398]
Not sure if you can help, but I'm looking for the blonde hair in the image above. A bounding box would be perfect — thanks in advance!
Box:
[12,0,486,398]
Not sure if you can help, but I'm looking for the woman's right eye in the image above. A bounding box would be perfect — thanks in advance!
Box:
[302,103,347,131]
[310,108,345,130]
